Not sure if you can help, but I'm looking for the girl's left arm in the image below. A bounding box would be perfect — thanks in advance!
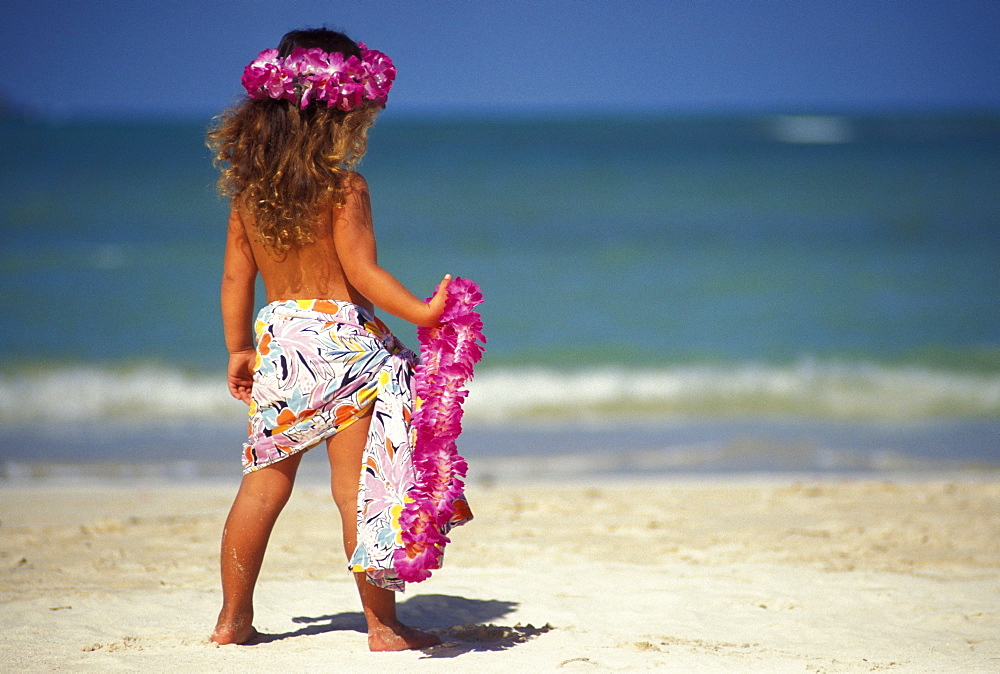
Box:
[220,207,258,403]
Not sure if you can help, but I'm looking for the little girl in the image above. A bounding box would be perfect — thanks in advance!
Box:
[207,27,450,651]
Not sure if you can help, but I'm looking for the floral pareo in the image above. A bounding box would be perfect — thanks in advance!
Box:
[245,299,418,590]
[347,351,419,591]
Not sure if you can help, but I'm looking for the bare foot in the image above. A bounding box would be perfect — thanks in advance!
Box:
[368,623,441,652]
[211,612,258,645]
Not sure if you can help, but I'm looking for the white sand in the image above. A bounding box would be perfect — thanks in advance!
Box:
[2,475,999,671]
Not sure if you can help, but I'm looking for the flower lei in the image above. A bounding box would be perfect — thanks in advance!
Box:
[393,278,486,582]
[241,43,395,111]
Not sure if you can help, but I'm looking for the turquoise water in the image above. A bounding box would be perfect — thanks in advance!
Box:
[1,113,998,471]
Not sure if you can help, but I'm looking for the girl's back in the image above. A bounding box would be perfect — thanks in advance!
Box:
[236,172,374,310]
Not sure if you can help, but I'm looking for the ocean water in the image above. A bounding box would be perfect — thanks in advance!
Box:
[2,112,998,477]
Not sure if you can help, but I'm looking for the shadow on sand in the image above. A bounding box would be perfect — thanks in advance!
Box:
[250,593,552,656]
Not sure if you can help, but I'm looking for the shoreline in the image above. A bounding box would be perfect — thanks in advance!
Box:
[3,476,998,670]
[4,416,1000,483]
[4,461,1000,490]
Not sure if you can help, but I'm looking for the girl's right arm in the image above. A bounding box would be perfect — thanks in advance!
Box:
[334,174,449,327]
[220,207,258,403]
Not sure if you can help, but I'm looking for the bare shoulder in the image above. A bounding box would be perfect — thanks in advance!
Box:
[227,206,240,229]
[342,170,369,195]
[227,205,251,239]
[334,172,373,229]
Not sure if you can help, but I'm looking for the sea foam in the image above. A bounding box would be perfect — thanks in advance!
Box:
[2,361,998,424]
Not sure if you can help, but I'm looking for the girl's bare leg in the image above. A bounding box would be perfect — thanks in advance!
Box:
[211,453,303,645]
[327,413,440,651]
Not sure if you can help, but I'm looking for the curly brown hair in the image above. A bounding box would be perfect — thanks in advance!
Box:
[207,29,382,252]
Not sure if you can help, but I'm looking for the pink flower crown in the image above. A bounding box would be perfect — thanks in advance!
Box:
[241,42,395,111]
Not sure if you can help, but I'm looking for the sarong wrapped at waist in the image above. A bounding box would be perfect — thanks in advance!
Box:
[245,298,427,590]
[245,299,414,470]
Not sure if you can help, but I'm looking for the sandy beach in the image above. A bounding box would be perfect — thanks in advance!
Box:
[2,474,999,672]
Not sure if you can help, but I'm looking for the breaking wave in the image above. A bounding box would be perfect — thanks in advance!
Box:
[1,360,998,424]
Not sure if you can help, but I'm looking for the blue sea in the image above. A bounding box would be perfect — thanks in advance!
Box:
[1,112,998,480]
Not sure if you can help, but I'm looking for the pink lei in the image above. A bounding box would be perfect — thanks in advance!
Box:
[393,278,485,581]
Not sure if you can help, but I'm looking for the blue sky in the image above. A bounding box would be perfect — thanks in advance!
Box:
[2,0,999,120]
